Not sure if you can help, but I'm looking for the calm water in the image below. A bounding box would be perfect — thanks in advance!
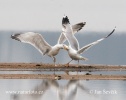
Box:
[0,31,126,100]
[0,79,126,100]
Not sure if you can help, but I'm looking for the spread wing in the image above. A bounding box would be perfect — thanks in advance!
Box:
[57,32,66,44]
[58,22,86,44]
[72,22,86,34]
[77,27,116,54]
[11,32,51,55]
[62,16,79,50]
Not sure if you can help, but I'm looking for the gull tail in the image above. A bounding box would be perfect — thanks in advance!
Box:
[11,34,21,41]
[62,15,70,25]
[81,57,88,61]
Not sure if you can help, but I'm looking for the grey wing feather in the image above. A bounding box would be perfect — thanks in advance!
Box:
[62,28,79,50]
[72,22,86,34]
[78,38,105,54]
[77,27,115,54]
[62,16,79,50]
[11,32,51,55]
[57,32,66,44]
[58,22,86,44]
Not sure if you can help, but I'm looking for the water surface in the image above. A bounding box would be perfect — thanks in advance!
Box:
[0,79,126,100]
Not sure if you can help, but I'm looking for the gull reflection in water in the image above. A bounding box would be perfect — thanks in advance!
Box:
[11,80,91,100]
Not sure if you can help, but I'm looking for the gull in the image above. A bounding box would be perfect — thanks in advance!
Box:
[11,22,86,66]
[62,16,116,66]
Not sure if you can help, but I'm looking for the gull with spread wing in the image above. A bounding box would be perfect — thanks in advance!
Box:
[11,21,86,65]
[62,16,116,66]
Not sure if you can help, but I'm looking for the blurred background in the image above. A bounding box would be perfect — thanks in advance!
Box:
[0,0,126,65]
[0,1,126,100]
[0,0,125,31]
[0,31,126,65]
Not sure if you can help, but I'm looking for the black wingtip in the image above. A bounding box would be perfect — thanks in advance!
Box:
[78,22,86,31]
[62,15,70,25]
[106,27,116,38]
[11,34,21,41]
[78,22,86,27]
[83,22,86,26]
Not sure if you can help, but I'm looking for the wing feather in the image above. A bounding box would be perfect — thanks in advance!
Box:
[11,32,51,55]
[77,28,116,54]
[72,22,86,34]
[62,16,79,50]
[58,22,86,44]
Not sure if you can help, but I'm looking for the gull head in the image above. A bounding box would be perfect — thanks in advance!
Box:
[63,45,69,51]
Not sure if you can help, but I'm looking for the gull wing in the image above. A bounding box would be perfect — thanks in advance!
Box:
[62,16,79,50]
[77,28,116,54]
[11,32,51,55]
[58,22,86,44]
[72,22,86,34]
[57,32,66,44]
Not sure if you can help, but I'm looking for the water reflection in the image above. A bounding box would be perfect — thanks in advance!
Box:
[11,80,90,100]
[0,79,125,100]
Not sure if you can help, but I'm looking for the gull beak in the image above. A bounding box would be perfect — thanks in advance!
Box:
[63,45,69,51]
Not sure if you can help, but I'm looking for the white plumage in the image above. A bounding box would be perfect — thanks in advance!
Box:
[11,21,86,65]
[62,16,116,66]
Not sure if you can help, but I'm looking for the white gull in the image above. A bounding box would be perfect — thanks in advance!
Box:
[62,16,116,66]
[11,22,86,65]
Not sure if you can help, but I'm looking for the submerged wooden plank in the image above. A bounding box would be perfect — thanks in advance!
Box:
[0,63,126,71]
[0,74,126,80]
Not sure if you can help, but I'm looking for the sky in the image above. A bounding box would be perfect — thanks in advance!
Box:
[0,0,125,32]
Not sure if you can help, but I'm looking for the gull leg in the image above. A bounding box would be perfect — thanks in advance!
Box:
[77,60,79,75]
[65,59,73,67]
[52,56,56,74]
[51,56,56,66]
[77,60,79,67]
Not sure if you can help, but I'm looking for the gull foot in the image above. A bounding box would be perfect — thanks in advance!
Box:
[54,64,57,67]
[64,63,70,67]
[54,75,61,80]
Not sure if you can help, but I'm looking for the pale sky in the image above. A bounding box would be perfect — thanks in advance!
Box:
[0,0,125,32]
